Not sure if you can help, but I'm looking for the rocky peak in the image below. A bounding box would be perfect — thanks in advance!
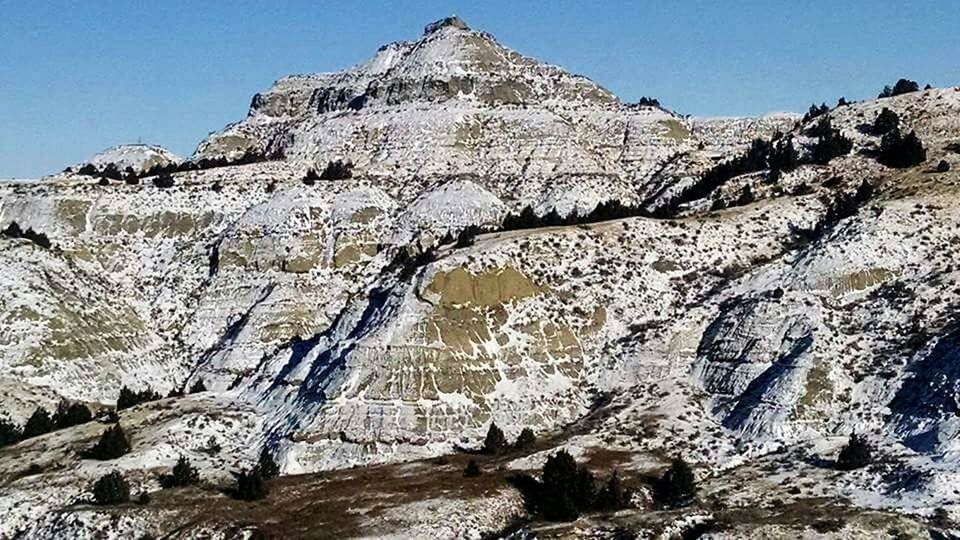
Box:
[423,15,469,35]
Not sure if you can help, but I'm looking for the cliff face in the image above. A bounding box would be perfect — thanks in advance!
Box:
[2,15,960,538]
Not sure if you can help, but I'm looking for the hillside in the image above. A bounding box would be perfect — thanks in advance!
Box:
[1,16,960,539]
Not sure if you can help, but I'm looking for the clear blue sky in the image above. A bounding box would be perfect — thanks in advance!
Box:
[1,0,957,178]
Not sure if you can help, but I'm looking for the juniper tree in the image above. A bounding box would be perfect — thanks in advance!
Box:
[258,447,280,480]
[836,433,872,470]
[22,408,54,439]
[463,459,481,477]
[539,450,596,521]
[482,422,508,454]
[595,470,631,511]
[189,378,207,394]
[160,455,200,488]
[86,424,131,460]
[878,129,926,168]
[656,457,696,507]
[91,471,130,504]
[0,416,22,447]
[53,401,92,429]
[513,428,536,451]
[873,108,900,134]
[233,466,269,501]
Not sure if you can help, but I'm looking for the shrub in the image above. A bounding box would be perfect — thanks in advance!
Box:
[936,160,950,173]
[879,79,920,98]
[463,459,481,477]
[53,401,92,429]
[655,457,696,507]
[877,129,926,168]
[514,428,536,451]
[318,160,353,180]
[97,177,110,186]
[258,447,280,480]
[233,467,269,501]
[85,424,131,460]
[482,422,508,455]
[160,455,200,488]
[836,97,849,107]
[873,108,900,134]
[0,416,22,447]
[92,471,130,505]
[265,180,277,193]
[836,433,872,470]
[22,408,54,439]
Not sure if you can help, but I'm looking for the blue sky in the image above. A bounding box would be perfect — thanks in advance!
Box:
[1,0,957,178]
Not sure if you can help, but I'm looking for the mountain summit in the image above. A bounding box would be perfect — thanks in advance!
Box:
[195,16,622,168]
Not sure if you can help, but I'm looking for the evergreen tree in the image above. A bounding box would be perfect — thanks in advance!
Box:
[482,422,508,455]
[98,176,110,186]
[836,433,873,470]
[160,455,200,488]
[656,457,696,507]
[53,401,92,429]
[233,466,269,501]
[873,108,900,134]
[936,160,950,173]
[0,416,22,447]
[91,470,130,505]
[258,447,280,480]
[86,424,131,460]
[878,129,926,168]
[463,459,481,477]
[22,408,54,439]
[514,428,537,451]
